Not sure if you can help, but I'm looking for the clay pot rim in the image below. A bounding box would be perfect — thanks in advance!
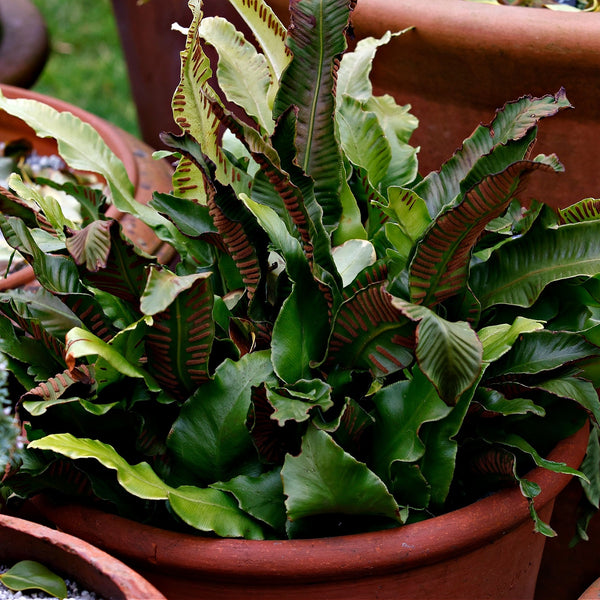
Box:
[0,512,166,599]
[32,425,589,582]
[352,0,600,66]
[580,575,600,599]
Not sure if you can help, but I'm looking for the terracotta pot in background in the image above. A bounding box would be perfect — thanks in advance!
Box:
[535,479,600,600]
[0,83,174,290]
[0,0,49,88]
[0,513,166,600]
[271,0,600,209]
[113,0,600,208]
[28,426,588,600]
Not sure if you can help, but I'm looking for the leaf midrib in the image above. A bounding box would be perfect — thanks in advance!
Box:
[303,1,325,174]
[479,255,600,309]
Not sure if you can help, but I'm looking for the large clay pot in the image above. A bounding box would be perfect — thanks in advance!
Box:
[268,0,600,210]
[0,513,166,600]
[28,426,588,600]
[0,0,49,88]
[115,0,600,207]
[0,84,174,290]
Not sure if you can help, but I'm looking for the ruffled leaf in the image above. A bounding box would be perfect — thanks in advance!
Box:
[471,220,600,309]
[393,299,483,405]
[142,268,214,399]
[328,279,414,377]
[65,220,113,272]
[273,0,352,228]
[225,0,291,84]
[282,425,401,523]
[212,468,287,534]
[372,369,451,486]
[336,95,391,190]
[199,16,274,133]
[28,434,264,539]
[0,90,184,250]
[485,330,600,379]
[167,351,276,482]
[266,379,332,425]
[558,198,600,224]
[65,324,159,392]
[409,161,555,308]
[413,90,571,219]
[174,0,245,192]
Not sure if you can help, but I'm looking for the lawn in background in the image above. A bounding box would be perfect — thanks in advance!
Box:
[29,0,140,137]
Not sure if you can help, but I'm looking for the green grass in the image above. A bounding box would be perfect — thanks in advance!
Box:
[29,0,140,137]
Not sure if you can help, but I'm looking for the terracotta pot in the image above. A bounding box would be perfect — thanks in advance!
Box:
[0,83,174,290]
[115,0,600,207]
[268,0,600,210]
[0,513,166,600]
[0,0,49,88]
[28,426,588,600]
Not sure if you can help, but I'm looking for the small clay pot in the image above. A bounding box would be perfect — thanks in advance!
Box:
[0,513,166,600]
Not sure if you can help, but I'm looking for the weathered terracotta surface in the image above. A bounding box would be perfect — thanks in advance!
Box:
[0,513,166,600]
[0,84,174,289]
[0,0,48,88]
[269,0,600,209]
[30,426,588,600]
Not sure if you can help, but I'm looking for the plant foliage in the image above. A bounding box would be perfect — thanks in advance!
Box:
[0,0,599,541]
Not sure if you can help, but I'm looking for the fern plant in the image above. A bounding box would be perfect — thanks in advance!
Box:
[0,0,599,540]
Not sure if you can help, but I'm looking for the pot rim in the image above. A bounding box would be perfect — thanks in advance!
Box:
[31,425,589,582]
[351,0,600,67]
[0,512,166,599]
